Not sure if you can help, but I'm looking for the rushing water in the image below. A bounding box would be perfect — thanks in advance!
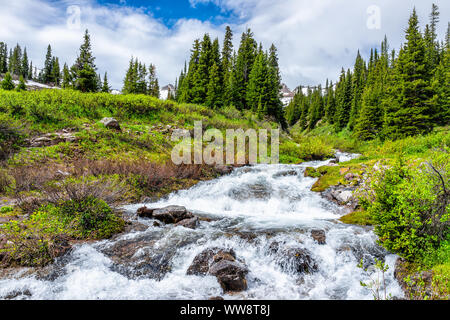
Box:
[0,155,404,300]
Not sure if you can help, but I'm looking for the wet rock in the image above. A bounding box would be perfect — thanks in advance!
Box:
[209,296,224,300]
[209,259,249,292]
[136,206,154,218]
[214,165,233,175]
[175,216,199,229]
[284,247,318,274]
[272,170,297,178]
[311,230,326,245]
[229,181,272,201]
[153,221,161,227]
[322,186,356,207]
[187,248,236,276]
[152,205,193,224]
[3,289,32,300]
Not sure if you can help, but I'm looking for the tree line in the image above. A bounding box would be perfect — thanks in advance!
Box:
[285,4,449,140]
[176,27,285,126]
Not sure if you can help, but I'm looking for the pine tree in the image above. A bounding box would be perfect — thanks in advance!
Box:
[43,44,53,83]
[148,63,159,98]
[348,51,366,130]
[230,28,257,110]
[383,9,435,139]
[72,30,97,92]
[102,72,111,93]
[0,42,7,73]
[246,51,268,112]
[51,57,61,85]
[9,44,22,76]
[221,26,233,106]
[1,72,15,90]
[28,61,33,80]
[191,34,212,104]
[206,62,223,109]
[16,75,26,91]
[431,44,449,125]
[335,69,353,130]
[325,81,336,123]
[21,48,29,79]
[62,63,72,89]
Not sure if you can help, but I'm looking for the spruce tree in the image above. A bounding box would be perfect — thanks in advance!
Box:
[191,34,212,104]
[148,63,159,98]
[51,57,61,85]
[16,75,26,91]
[72,29,97,92]
[383,9,435,139]
[43,44,53,83]
[102,72,110,93]
[21,48,29,79]
[0,42,7,73]
[206,62,223,109]
[221,26,233,106]
[1,72,15,90]
[431,44,449,125]
[348,51,365,130]
[62,63,72,89]
[230,28,257,110]
[335,69,353,130]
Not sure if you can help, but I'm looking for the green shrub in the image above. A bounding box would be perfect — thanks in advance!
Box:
[363,153,449,261]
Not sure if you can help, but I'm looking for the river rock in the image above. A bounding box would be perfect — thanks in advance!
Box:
[175,216,199,229]
[152,205,193,224]
[100,117,121,131]
[136,206,154,218]
[311,230,326,244]
[187,248,236,276]
[208,259,249,292]
[284,247,318,273]
[214,165,233,175]
[272,170,298,178]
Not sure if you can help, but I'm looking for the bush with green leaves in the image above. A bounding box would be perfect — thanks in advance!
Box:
[362,151,449,261]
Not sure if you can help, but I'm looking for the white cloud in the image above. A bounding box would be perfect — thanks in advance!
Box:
[0,0,448,90]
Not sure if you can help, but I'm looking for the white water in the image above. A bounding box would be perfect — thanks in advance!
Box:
[0,156,404,300]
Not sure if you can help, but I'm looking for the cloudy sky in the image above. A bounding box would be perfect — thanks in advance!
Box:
[0,0,448,90]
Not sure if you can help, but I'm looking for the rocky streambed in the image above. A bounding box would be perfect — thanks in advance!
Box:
[0,155,404,300]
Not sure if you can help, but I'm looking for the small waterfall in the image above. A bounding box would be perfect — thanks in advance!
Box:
[0,158,404,300]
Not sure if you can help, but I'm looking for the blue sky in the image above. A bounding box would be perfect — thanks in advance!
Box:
[1,0,449,89]
[97,0,239,26]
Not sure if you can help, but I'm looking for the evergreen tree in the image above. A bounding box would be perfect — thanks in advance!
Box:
[431,44,449,125]
[206,62,223,109]
[348,51,366,130]
[72,30,97,92]
[335,69,353,130]
[102,72,111,93]
[51,57,61,85]
[191,34,212,104]
[9,44,22,76]
[221,26,233,106]
[0,42,7,73]
[123,57,137,94]
[21,48,29,79]
[16,75,26,91]
[325,81,336,123]
[383,9,435,139]
[230,28,257,110]
[148,63,159,98]
[28,61,33,80]
[1,72,15,90]
[62,63,72,89]
[43,44,53,83]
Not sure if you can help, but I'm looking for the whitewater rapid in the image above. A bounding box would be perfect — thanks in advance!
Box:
[0,155,404,300]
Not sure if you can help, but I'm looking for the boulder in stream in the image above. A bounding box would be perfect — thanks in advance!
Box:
[311,229,326,245]
[187,247,248,292]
